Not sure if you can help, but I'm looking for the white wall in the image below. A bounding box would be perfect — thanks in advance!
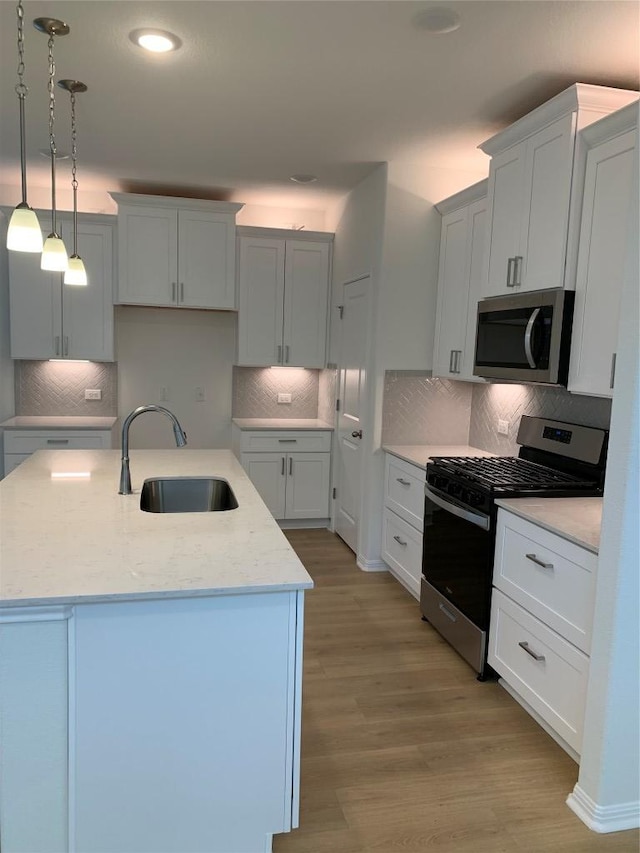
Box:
[115,306,236,450]
[0,219,16,477]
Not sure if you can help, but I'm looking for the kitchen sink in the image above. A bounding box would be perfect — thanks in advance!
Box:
[140,477,238,513]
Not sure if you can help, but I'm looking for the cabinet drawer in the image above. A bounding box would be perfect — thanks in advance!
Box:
[384,455,425,531]
[488,589,589,753]
[494,510,597,653]
[3,430,112,455]
[239,431,331,453]
[381,509,422,599]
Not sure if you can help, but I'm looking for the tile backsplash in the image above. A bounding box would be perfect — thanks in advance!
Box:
[232,366,319,419]
[382,372,473,446]
[15,360,118,416]
[468,383,612,455]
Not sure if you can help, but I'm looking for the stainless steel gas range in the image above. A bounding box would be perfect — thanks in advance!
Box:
[420,416,608,680]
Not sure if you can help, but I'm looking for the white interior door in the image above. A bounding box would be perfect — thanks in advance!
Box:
[335,276,370,553]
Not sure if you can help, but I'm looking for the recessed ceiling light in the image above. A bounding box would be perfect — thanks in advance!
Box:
[413,6,461,34]
[129,28,182,53]
[289,174,318,184]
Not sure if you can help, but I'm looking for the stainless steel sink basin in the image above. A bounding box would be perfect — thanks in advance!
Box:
[140,477,238,513]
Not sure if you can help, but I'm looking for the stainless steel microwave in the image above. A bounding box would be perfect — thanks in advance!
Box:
[473,289,575,385]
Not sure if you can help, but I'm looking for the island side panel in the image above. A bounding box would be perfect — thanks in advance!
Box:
[0,608,71,853]
[71,591,301,853]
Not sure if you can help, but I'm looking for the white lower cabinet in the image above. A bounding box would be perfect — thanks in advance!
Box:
[488,508,597,758]
[234,429,331,522]
[3,428,115,478]
[381,453,424,599]
[0,592,305,853]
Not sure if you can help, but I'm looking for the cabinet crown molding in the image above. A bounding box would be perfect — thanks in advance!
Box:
[479,83,638,156]
[435,179,488,216]
[109,191,244,215]
[579,101,639,149]
[236,225,334,242]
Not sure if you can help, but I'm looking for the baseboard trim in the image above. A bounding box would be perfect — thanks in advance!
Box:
[566,784,640,833]
[357,556,387,572]
[278,519,330,530]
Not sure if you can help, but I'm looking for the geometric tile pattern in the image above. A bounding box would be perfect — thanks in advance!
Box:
[469,382,612,455]
[382,372,473,446]
[232,366,320,419]
[15,360,118,416]
[317,368,337,425]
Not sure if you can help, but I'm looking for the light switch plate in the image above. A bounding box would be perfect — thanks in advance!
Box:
[497,419,509,435]
[278,393,292,404]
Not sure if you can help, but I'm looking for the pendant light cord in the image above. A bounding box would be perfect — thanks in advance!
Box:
[47,32,58,235]
[70,90,78,255]
[15,0,29,205]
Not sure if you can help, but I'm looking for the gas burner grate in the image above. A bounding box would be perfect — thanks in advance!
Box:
[429,456,597,490]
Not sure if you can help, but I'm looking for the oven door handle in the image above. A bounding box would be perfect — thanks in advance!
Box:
[424,485,490,531]
[524,307,541,369]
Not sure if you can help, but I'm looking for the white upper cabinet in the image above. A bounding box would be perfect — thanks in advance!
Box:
[433,180,487,381]
[480,84,638,298]
[568,103,638,398]
[236,229,332,368]
[111,193,243,310]
[8,214,114,361]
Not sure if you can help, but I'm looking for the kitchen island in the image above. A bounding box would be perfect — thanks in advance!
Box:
[0,449,312,853]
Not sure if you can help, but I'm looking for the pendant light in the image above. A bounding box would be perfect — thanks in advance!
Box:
[34,17,70,272]
[59,80,88,285]
[7,1,43,253]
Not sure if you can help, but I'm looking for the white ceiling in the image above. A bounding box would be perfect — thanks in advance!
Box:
[0,1,638,213]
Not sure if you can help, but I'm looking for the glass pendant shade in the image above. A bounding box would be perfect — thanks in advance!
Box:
[64,254,87,285]
[7,204,44,252]
[41,233,68,271]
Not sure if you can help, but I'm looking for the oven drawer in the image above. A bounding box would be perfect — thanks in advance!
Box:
[420,579,486,674]
[384,455,424,531]
[488,589,589,753]
[382,510,422,599]
[494,509,597,653]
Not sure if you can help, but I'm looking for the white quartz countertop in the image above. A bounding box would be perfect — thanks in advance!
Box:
[0,449,313,608]
[495,497,603,554]
[232,418,333,430]
[383,444,494,469]
[0,416,118,430]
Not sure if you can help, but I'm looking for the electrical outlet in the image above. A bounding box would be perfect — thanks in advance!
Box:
[497,419,509,435]
[277,393,292,404]
[84,389,102,401]
[195,386,205,402]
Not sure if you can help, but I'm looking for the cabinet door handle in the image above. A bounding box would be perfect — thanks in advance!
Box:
[285,345,290,363]
[180,282,184,303]
[610,353,617,389]
[514,255,523,287]
[47,438,69,445]
[396,478,411,486]
[455,350,462,373]
[54,336,61,357]
[506,257,515,287]
[518,641,545,662]
[277,344,282,364]
[281,456,285,476]
[525,553,554,569]
[289,457,293,476]
[393,534,407,547]
[171,282,177,302]
[63,336,69,357]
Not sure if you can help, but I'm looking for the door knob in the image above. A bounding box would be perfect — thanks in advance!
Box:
[351,430,363,439]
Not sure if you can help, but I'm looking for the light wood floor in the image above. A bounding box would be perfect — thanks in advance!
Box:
[273,529,639,853]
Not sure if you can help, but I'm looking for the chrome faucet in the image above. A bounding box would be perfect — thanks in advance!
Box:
[119,405,187,495]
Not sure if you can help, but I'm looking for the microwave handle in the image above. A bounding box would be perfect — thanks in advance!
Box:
[524,307,541,369]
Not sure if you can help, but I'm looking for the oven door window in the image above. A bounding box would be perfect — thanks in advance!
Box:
[422,497,492,628]
[475,305,552,370]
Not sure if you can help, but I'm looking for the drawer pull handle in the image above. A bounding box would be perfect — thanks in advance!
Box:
[278,439,297,443]
[46,439,70,445]
[518,641,545,662]
[526,553,554,569]
[393,535,407,547]
[396,478,411,486]
[438,603,457,623]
